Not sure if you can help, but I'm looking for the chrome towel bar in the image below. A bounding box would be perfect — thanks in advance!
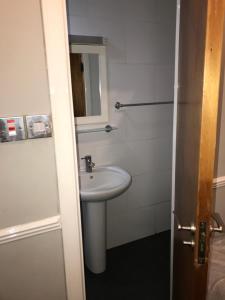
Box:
[115,101,173,110]
[76,125,117,134]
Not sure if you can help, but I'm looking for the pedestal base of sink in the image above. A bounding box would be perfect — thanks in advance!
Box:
[81,201,106,274]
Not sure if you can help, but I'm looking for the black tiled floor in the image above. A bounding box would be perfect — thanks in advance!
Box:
[85,231,170,300]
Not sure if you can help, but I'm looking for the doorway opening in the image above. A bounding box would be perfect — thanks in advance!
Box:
[66,0,176,299]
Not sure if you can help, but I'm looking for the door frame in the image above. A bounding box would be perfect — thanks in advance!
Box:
[41,1,85,299]
[41,0,184,299]
[170,0,180,299]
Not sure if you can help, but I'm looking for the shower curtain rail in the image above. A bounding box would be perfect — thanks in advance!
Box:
[115,101,173,110]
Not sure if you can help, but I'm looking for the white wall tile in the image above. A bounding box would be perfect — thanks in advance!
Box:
[69,16,89,35]
[87,18,126,64]
[123,0,157,22]
[153,169,172,204]
[154,137,173,171]
[107,206,155,248]
[78,139,155,176]
[122,104,173,142]
[78,141,127,170]
[127,169,172,210]
[109,104,129,129]
[68,0,88,17]
[155,65,174,101]
[68,3,126,63]
[154,22,176,65]
[77,125,126,148]
[106,190,129,216]
[155,0,177,24]
[109,63,156,102]
[125,20,175,65]
[87,0,125,20]
[125,21,160,64]
[127,173,158,209]
[123,140,156,176]
[154,201,171,233]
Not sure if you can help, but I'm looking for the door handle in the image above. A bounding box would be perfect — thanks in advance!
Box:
[173,211,196,248]
[210,212,225,233]
[173,211,196,233]
[183,240,195,247]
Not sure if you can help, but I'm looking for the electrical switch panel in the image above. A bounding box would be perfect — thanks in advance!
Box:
[25,115,52,139]
[0,117,26,142]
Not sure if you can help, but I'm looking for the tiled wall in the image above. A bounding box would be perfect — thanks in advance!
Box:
[67,0,176,248]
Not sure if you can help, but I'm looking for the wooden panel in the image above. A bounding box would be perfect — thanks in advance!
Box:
[69,53,86,117]
[173,0,225,299]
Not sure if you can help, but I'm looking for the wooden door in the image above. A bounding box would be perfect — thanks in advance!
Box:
[173,1,225,299]
[70,53,86,117]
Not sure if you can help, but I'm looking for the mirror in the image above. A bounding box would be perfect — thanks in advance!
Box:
[70,53,101,117]
[69,44,109,126]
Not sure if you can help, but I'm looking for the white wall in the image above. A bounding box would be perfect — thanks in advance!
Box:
[0,232,67,300]
[68,0,176,248]
[0,0,59,227]
[0,1,67,298]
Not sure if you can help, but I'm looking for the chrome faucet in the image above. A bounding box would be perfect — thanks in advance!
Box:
[81,155,95,173]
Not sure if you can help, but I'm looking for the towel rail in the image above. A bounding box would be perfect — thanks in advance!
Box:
[115,101,173,110]
[76,125,117,134]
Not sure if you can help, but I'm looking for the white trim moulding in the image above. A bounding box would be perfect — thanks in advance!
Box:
[41,1,86,299]
[0,215,61,245]
[213,176,225,189]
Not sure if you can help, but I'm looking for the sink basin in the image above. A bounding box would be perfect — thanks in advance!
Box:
[80,166,132,202]
[79,165,132,274]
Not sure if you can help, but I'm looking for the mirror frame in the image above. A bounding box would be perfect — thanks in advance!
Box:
[70,44,109,126]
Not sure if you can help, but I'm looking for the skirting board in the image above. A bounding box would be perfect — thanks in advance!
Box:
[213,176,225,189]
[0,215,61,245]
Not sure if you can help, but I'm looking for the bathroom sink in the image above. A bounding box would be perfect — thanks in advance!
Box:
[79,166,132,202]
[80,165,132,273]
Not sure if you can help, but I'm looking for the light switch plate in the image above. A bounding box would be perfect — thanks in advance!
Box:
[0,116,26,142]
[26,115,52,139]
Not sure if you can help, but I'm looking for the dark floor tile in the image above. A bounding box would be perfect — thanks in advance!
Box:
[85,231,170,300]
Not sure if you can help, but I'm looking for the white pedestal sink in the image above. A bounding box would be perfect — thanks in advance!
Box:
[80,166,132,274]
